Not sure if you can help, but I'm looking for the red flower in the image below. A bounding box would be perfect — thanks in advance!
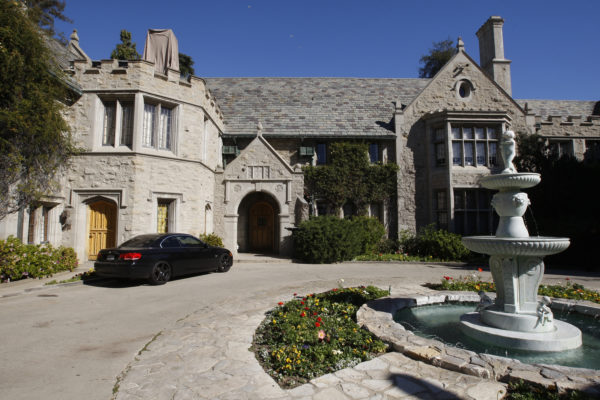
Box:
[477,268,483,272]
[304,307,309,310]
[293,293,297,296]
[317,317,322,322]
[332,288,338,292]
[566,277,571,281]
[301,301,305,305]
[278,302,284,306]
[300,312,306,317]
[315,322,321,327]
[444,276,450,281]
[313,312,318,316]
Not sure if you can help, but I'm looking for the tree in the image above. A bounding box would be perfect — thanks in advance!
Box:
[514,132,600,268]
[0,0,76,219]
[21,0,72,41]
[179,52,195,79]
[110,29,140,60]
[418,39,456,78]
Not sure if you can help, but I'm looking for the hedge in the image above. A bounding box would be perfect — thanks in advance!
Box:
[293,216,385,263]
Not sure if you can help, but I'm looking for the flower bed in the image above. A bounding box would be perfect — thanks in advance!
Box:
[425,271,600,304]
[252,286,389,388]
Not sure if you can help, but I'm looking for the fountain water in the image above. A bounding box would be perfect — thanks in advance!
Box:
[460,130,582,351]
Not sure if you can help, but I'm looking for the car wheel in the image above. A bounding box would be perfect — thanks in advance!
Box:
[216,253,232,273]
[148,262,172,285]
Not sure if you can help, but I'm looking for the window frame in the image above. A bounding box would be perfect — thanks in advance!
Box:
[100,97,135,149]
[585,139,600,162]
[433,189,448,230]
[451,125,499,168]
[453,188,497,235]
[368,143,380,163]
[433,127,447,166]
[549,140,574,159]
[142,98,178,152]
[316,143,327,165]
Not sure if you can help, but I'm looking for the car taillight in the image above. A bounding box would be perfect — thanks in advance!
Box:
[119,252,142,261]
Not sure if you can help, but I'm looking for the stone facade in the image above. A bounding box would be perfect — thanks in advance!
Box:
[1,16,598,260]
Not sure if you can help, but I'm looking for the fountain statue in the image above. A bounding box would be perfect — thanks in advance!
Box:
[460,131,582,351]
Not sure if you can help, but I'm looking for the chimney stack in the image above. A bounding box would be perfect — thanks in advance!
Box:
[476,16,512,96]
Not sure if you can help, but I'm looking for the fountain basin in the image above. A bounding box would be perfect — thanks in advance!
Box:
[461,312,582,352]
[357,294,600,390]
[462,236,570,256]
[480,172,541,190]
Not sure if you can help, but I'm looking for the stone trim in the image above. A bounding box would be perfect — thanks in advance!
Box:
[70,188,127,209]
[357,293,600,392]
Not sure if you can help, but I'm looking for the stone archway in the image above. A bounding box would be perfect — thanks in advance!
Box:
[237,192,280,254]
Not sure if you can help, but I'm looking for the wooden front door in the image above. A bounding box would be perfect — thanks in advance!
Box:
[88,200,117,260]
[249,201,274,252]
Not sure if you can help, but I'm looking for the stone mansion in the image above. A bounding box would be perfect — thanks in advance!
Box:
[1,16,598,260]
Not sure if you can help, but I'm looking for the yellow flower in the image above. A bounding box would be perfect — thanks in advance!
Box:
[272,319,276,324]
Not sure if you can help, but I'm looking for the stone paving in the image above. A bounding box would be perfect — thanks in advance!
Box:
[114,281,506,400]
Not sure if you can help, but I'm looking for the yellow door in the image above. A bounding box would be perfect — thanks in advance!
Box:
[249,202,274,252]
[88,200,117,260]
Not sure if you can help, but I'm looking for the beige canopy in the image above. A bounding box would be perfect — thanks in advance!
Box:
[142,29,179,74]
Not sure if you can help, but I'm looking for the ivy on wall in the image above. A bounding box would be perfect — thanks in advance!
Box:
[303,142,399,215]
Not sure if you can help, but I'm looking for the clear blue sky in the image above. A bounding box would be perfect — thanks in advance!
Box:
[56,0,599,100]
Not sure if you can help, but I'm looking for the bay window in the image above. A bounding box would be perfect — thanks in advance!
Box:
[451,125,499,167]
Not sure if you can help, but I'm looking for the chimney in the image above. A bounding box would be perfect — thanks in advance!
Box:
[476,16,512,95]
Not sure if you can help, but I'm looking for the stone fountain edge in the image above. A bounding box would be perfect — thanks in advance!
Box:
[357,292,600,394]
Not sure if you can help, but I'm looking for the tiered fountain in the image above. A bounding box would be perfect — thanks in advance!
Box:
[460,131,582,351]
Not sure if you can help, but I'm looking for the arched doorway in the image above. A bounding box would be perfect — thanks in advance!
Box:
[87,200,117,260]
[237,192,280,254]
[249,201,274,252]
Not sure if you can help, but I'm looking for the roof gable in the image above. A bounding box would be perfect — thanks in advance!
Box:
[403,49,525,122]
[224,135,295,180]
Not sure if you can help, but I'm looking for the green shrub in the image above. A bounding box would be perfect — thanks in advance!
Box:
[294,216,385,263]
[376,238,399,254]
[199,233,224,247]
[400,224,471,261]
[350,216,386,254]
[0,236,78,282]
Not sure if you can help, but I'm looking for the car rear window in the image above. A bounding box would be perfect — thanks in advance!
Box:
[119,235,159,248]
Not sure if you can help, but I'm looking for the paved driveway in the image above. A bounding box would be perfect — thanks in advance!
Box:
[0,261,597,400]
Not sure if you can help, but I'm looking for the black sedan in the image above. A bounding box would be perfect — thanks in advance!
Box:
[94,233,233,285]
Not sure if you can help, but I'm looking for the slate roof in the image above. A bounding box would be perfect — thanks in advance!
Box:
[205,77,430,137]
[516,99,599,118]
[44,36,83,95]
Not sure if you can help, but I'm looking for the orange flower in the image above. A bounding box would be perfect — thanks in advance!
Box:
[478,268,483,272]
